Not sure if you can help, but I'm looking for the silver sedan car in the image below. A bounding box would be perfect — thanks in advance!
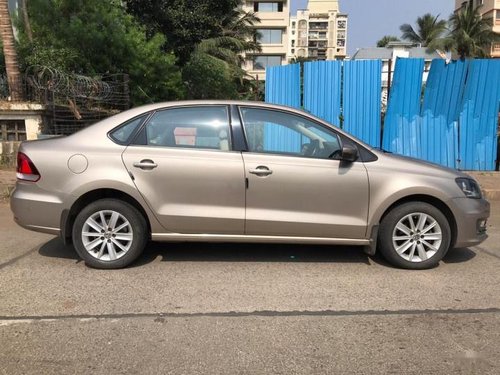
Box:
[11,101,489,269]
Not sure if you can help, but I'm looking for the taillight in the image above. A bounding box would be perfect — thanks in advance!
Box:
[17,152,40,182]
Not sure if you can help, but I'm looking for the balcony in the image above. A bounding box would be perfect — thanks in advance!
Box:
[309,22,328,30]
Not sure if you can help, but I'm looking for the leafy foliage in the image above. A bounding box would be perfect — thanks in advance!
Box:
[18,0,185,104]
[400,13,447,48]
[376,36,400,47]
[125,0,240,65]
[441,4,500,58]
[183,6,261,99]
[183,54,238,99]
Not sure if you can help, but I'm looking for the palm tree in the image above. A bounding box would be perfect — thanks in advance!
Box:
[21,0,33,42]
[442,3,499,58]
[376,35,400,48]
[0,0,23,100]
[191,7,261,93]
[400,13,447,48]
[194,8,261,71]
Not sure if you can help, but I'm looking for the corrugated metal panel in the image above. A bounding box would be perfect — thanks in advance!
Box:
[382,58,424,158]
[458,59,500,171]
[265,64,301,108]
[420,59,469,167]
[343,60,382,147]
[263,125,306,153]
[303,61,342,126]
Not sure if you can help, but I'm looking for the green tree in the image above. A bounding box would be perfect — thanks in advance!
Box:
[441,4,499,58]
[183,54,238,99]
[183,6,261,99]
[376,35,400,47]
[125,0,240,65]
[400,13,447,48]
[18,0,184,104]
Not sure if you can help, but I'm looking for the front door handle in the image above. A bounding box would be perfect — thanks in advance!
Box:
[133,159,158,170]
[249,166,273,177]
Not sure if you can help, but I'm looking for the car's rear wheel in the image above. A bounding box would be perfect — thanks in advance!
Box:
[378,202,451,269]
[72,199,147,269]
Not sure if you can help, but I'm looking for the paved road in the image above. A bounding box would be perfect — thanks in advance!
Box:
[1,202,499,374]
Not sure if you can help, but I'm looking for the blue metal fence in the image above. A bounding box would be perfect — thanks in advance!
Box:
[382,58,424,158]
[264,64,301,107]
[420,59,469,168]
[343,60,382,147]
[458,59,500,171]
[303,61,342,127]
[265,58,500,170]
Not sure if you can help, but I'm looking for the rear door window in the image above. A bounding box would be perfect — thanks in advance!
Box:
[139,106,231,151]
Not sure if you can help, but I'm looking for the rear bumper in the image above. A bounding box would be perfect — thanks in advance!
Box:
[10,182,65,236]
[449,197,490,248]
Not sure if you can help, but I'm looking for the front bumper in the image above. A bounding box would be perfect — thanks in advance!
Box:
[449,197,490,248]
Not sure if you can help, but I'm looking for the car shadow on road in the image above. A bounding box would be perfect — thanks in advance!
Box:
[137,241,374,266]
[38,238,80,261]
[37,238,477,268]
[442,247,476,264]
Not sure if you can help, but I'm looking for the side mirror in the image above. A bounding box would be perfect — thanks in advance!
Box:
[341,145,359,162]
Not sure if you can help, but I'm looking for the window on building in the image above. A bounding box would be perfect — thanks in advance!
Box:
[291,48,295,54]
[256,29,283,44]
[0,120,26,141]
[253,55,282,70]
[337,39,345,47]
[291,39,295,47]
[496,10,500,23]
[254,2,283,12]
[338,20,346,29]
[292,21,296,28]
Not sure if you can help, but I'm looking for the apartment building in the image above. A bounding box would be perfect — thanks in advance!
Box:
[241,1,290,80]
[454,0,500,57]
[288,0,348,61]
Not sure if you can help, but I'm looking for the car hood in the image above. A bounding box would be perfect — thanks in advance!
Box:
[372,150,472,180]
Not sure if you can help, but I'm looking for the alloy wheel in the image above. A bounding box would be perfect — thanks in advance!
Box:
[392,212,443,263]
[81,210,133,261]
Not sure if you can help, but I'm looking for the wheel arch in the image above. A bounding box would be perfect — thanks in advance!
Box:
[61,188,152,244]
[376,194,457,248]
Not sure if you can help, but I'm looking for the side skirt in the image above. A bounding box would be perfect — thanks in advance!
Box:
[151,233,370,246]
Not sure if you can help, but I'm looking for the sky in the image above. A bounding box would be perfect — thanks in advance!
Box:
[292,0,455,55]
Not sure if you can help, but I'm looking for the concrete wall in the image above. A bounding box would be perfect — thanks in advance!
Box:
[0,102,44,141]
[0,102,45,167]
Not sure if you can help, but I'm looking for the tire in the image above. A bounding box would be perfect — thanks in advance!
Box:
[72,198,148,269]
[378,202,451,270]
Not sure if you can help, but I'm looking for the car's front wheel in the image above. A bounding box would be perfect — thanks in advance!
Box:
[72,199,148,269]
[378,202,451,269]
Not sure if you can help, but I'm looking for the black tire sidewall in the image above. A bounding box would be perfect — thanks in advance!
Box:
[379,202,451,270]
[72,199,148,269]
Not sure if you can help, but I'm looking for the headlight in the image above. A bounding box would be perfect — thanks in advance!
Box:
[456,178,482,199]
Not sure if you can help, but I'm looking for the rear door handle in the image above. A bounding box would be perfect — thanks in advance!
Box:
[133,159,158,170]
[249,166,273,176]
